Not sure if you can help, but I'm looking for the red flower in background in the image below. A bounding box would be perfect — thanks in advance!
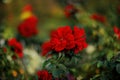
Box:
[73,26,88,54]
[3,47,7,53]
[18,16,38,38]
[22,4,32,12]
[8,38,23,58]
[41,26,87,56]
[37,70,52,80]
[90,13,106,23]
[117,6,120,14]
[113,26,120,39]
[64,4,78,18]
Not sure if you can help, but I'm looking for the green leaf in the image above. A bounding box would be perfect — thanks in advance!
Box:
[107,51,114,61]
[58,64,67,72]
[52,69,61,78]
[42,59,50,69]
[116,59,120,62]
[90,74,100,80]
[97,61,103,68]
[116,64,120,74]
[35,75,38,80]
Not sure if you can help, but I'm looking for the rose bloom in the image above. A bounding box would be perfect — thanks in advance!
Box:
[90,13,106,23]
[8,38,23,58]
[73,26,88,54]
[18,16,38,38]
[37,70,52,80]
[64,4,78,18]
[113,26,120,39]
[50,26,75,51]
[41,26,87,56]
[41,41,52,56]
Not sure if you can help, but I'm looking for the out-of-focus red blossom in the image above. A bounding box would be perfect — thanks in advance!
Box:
[22,4,32,12]
[37,70,52,80]
[12,55,17,60]
[90,13,106,23]
[64,4,78,18]
[117,6,120,14]
[113,26,120,39]
[8,14,14,21]
[8,38,23,58]
[3,47,7,53]
[18,16,38,38]
[41,26,87,56]
[67,74,75,80]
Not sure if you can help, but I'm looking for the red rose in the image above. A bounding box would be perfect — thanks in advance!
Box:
[8,38,23,58]
[90,13,106,23]
[73,26,88,54]
[37,70,52,80]
[41,26,87,56]
[41,41,52,56]
[50,26,75,51]
[64,4,78,18]
[113,26,120,39]
[8,38,17,46]
[18,16,38,38]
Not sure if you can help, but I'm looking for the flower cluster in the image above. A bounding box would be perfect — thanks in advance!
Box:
[42,26,87,56]
[113,26,120,39]
[37,70,52,80]
[18,4,38,38]
[18,16,38,38]
[90,13,106,23]
[64,4,78,18]
[8,38,23,58]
